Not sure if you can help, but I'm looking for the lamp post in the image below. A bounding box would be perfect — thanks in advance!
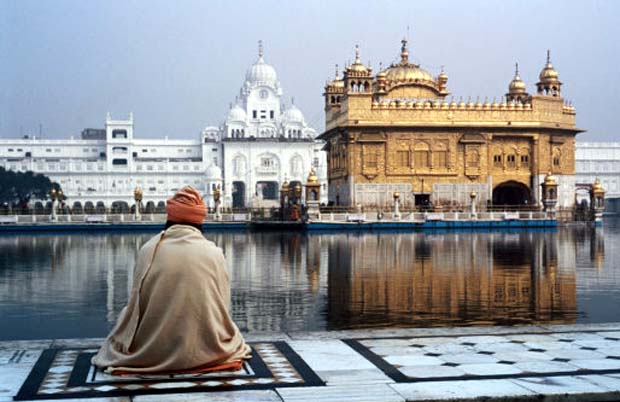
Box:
[134,186,143,221]
[213,184,222,221]
[393,192,401,220]
[470,191,477,219]
[49,188,58,221]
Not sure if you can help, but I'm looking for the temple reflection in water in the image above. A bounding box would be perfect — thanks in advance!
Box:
[0,226,614,340]
[326,231,579,329]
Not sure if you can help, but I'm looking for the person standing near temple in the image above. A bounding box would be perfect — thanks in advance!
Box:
[92,186,251,374]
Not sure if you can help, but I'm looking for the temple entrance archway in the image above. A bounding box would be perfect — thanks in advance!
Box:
[492,181,531,205]
[232,181,246,208]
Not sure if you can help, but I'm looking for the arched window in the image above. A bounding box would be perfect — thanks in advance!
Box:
[414,142,430,170]
[433,143,448,169]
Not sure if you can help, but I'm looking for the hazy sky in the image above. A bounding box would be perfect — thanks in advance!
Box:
[1,0,619,141]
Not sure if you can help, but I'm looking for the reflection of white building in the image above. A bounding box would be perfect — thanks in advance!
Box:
[0,43,327,210]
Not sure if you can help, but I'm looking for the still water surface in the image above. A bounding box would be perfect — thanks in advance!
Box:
[1,218,619,340]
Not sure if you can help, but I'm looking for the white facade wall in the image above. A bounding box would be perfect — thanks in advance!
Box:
[0,48,328,210]
[576,142,620,198]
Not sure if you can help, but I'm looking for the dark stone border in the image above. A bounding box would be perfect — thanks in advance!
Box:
[15,342,324,400]
[343,335,620,384]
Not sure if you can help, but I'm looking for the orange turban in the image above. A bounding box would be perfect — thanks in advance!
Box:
[166,186,207,225]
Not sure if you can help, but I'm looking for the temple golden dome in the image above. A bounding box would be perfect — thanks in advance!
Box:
[539,50,560,83]
[384,39,433,82]
[347,45,369,74]
[544,172,558,186]
[509,64,526,92]
[328,64,344,88]
[592,178,604,193]
[306,168,319,185]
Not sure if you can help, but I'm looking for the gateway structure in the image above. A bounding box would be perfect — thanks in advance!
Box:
[319,39,581,210]
[0,44,327,211]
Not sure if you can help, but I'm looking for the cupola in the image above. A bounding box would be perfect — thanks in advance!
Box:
[506,63,529,103]
[536,50,562,97]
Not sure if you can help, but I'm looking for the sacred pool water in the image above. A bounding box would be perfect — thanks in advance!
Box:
[0,218,619,340]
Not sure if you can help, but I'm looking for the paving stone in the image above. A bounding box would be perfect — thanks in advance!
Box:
[474,341,529,353]
[423,343,476,355]
[439,352,499,365]
[316,368,393,385]
[550,332,607,342]
[545,346,606,360]
[511,375,610,395]
[513,360,579,373]
[384,354,444,367]
[0,364,38,397]
[276,384,405,402]
[505,334,559,343]
[459,362,523,376]
[390,378,535,400]
[24,398,130,402]
[50,337,105,348]
[360,339,416,348]
[453,335,506,344]
[134,390,282,401]
[0,339,52,350]
[492,351,554,363]
[399,364,466,378]
[369,345,426,356]
[0,349,41,365]
[286,339,375,372]
[569,358,620,370]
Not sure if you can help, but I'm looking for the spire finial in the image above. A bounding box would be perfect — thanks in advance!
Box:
[258,40,264,58]
[335,64,339,79]
[400,37,409,63]
[291,96,295,105]
[515,62,519,75]
[354,44,360,63]
[546,49,551,64]
[379,61,383,70]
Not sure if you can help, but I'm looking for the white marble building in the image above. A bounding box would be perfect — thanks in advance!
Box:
[0,45,327,211]
[575,142,620,199]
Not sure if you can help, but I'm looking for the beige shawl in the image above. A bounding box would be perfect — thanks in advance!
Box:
[92,225,251,373]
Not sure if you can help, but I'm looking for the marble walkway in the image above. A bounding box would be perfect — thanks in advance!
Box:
[4,323,620,401]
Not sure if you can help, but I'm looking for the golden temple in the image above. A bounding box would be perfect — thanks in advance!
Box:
[319,39,582,209]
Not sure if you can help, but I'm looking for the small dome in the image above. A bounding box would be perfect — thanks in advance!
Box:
[592,178,605,193]
[347,45,369,74]
[282,104,305,125]
[508,63,527,94]
[539,50,560,83]
[306,168,319,185]
[227,104,247,122]
[206,164,222,179]
[544,172,558,186]
[245,42,278,88]
[384,39,434,83]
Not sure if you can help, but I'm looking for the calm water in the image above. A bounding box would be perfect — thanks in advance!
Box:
[0,219,619,340]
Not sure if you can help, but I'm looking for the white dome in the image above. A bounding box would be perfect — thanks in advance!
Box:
[282,104,305,125]
[205,164,222,179]
[245,56,278,88]
[227,104,247,123]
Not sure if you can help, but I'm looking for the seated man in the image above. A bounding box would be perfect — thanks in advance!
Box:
[92,186,251,374]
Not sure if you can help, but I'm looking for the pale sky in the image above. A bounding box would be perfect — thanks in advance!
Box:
[1,0,619,141]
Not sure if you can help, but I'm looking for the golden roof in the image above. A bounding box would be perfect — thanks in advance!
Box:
[384,38,434,83]
[544,172,558,186]
[592,178,605,193]
[539,50,560,82]
[347,45,369,73]
[508,63,527,93]
[306,168,319,185]
[328,64,344,88]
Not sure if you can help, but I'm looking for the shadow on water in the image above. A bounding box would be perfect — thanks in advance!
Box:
[0,220,617,340]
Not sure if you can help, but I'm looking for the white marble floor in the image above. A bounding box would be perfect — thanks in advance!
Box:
[3,323,620,401]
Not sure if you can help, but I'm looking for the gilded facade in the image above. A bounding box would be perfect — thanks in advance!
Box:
[319,40,582,208]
